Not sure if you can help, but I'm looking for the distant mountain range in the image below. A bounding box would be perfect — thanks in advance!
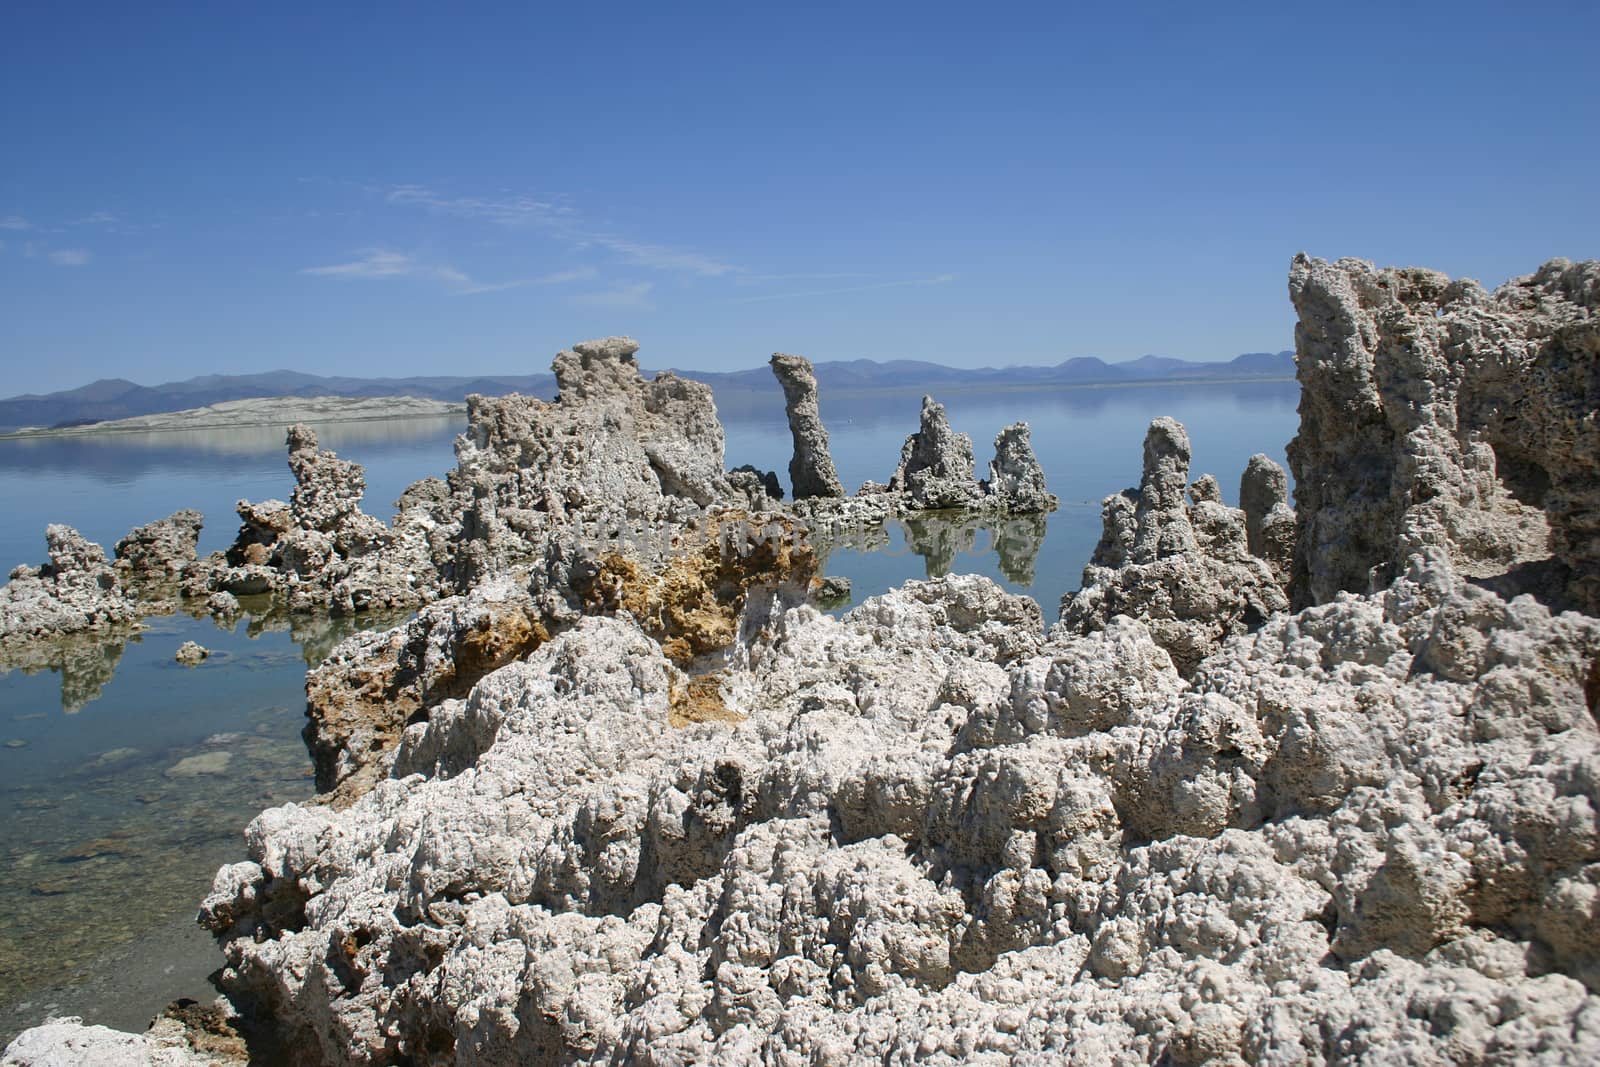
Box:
[0,351,1293,434]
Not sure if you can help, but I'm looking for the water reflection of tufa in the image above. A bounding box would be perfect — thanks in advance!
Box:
[0,629,135,714]
[0,593,408,715]
[815,509,1048,590]
[900,510,1049,585]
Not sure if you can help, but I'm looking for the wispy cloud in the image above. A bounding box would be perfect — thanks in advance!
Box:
[302,248,593,296]
[580,236,737,277]
[381,184,739,277]
[0,216,30,231]
[572,281,656,310]
[69,211,117,226]
[727,273,957,304]
[303,248,466,284]
[735,271,878,286]
[456,265,598,295]
[47,248,92,267]
[385,184,572,228]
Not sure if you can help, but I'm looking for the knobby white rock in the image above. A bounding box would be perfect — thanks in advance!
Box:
[180,561,1599,1065]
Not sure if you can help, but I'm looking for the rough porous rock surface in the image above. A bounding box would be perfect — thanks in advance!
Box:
[725,465,783,511]
[175,640,210,666]
[303,575,552,806]
[113,509,204,589]
[890,396,985,509]
[1288,255,1600,612]
[442,337,734,588]
[0,525,139,650]
[170,338,746,619]
[888,399,1057,515]
[307,511,814,807]
[1060,418,1290,675]
[984,422,1057,514]
[0,1015,226,1066]
[770,353,845,499]
[192,562,1600,1065]
[181,425,433,617]
[1239,453,1295,584]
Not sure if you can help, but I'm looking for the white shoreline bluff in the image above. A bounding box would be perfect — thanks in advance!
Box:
[3,256,1599,1065]
[0,396,465,440]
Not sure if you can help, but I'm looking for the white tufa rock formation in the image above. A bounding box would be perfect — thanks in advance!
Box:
[1288,255,1600,612]
[890,396,1056,514]
[770,353,845,499]
[1059,417,1289,675]
[0,525,139,649]
[186,562,1600,1065]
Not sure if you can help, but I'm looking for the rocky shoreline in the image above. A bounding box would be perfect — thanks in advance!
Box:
[3,255,1599,1065]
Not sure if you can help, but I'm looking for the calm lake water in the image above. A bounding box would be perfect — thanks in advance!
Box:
[0,379,1298,1041]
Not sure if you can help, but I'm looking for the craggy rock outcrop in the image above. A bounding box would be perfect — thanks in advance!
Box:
[444,337,735,587]
[24,287,1600,1064]
[169,338,744,619]
[1239,453,1295,583]
[306,511,814,807]
[113,509,204,589]
[984,422,1056,514]
[183,425,433,616]
[725,465,783,511]
[193,562,1600,1064]
[0,1014,229,1066]
[887,398,1056,515]
[576,512,815,666]
[1288,255,1600,612]
[0,526,139,650]
[305,576,551,807]
[1059,417,1289,674]
[769,353,845,499]
[891,396,985,509]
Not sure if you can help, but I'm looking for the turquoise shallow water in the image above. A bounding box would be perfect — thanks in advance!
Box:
[0,380,1299,1040]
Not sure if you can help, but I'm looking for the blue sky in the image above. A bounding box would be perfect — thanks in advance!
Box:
[2,2,1596,394]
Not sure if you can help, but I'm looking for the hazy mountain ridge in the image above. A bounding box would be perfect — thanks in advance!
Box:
[0,351,1292,433]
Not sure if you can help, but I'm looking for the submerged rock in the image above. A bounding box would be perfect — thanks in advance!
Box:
[164,751,232,778]
[174,641,209,666]
[1288,254,1600,611]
